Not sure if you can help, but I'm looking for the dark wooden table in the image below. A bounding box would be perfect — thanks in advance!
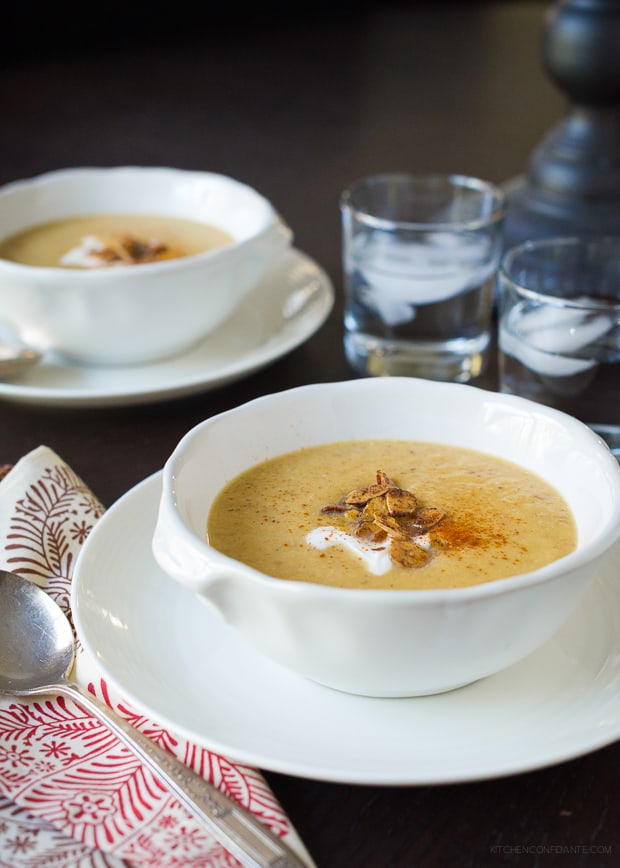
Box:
[3,3,619,866]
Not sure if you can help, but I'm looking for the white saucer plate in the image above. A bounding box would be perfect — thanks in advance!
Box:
[72,473,620,786]
[0,248,333,407]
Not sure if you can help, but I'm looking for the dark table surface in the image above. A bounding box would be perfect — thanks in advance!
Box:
[2,2,619,866]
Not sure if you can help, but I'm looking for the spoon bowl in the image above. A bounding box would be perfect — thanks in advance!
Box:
[0,569,305,868]
[0,342,41,379]
[0,572,73,689]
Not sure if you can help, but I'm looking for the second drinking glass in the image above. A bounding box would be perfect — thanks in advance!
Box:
[340,173,506,382]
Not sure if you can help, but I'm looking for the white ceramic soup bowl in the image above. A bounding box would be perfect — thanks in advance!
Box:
[152,377,620,697]
[0,166,292,365]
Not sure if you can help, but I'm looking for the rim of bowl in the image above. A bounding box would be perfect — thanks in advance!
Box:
[162,377,620,603]
[0,166,283,280]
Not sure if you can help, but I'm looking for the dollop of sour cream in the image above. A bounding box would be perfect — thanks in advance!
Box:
[60,235,111,268]
[306,526,431,576]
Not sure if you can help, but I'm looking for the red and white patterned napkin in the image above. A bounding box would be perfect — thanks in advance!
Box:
[0,446,313,868]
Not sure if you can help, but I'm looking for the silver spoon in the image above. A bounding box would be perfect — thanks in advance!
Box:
[0,569,307,868]
[0,342,41,378]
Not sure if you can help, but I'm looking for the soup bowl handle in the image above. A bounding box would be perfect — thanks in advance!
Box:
[151,505,228,596]
[251,215,293,261]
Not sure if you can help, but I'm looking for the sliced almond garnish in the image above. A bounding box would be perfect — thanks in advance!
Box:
[359,496,388,522]
[385,487,418,516]
[390,538,430,568]
[411,506,446,530]
[91,234,178,266]
[373,514,411,540]
[318,469,448,570]
[344,481,393,506]
[356,522,388,543]
[376,470,396,487]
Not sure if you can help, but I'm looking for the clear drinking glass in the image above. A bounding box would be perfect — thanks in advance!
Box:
[340,173,506,382]
[498,236,620,457]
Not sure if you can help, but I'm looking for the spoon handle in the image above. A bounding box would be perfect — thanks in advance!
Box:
[47,680,308,868]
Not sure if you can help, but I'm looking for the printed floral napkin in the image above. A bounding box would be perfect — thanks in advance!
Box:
[0,446,313,867]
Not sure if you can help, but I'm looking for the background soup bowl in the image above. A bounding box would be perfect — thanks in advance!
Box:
[152,377,620,697]
[0,166,292,365]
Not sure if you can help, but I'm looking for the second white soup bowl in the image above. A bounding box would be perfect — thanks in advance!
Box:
[0,166,292,365]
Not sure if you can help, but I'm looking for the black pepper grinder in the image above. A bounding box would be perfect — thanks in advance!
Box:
[504,0,620,248]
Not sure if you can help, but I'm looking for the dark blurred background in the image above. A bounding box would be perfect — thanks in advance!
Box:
[3,1,548,62]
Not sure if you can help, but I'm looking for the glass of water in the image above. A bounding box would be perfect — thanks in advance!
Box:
[340,173,506,382]
[498,236,620,457]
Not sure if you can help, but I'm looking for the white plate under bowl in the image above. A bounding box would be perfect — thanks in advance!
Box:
[0,248,333,407]
[72,473,620,786]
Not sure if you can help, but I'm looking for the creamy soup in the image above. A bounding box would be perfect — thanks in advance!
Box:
[0,213,234,268]
[206,440,577,590]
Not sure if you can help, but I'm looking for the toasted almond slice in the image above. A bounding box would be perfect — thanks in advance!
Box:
[427,529,451,549]
[385,487,418,516]
[359,495,388,522]
[390,538,430,568]
[344,482,392,506]
[411,506,446,530]
[356,522,388,543]
[343,488,372,506]
[373,514,411,540]
[376,469,397,487]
